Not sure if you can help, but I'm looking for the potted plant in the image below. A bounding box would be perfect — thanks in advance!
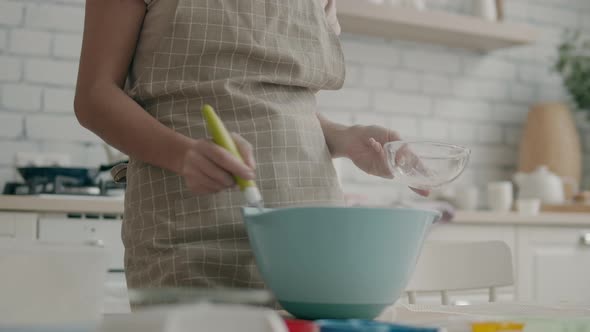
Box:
[555,31,590,115]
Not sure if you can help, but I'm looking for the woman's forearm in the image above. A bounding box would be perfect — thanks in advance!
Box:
[74,84,191,174]
[74,0,191,174]
[316,113,349,158]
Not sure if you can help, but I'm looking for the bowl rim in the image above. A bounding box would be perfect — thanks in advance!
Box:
[384,140,471,159]
[241,205,442,222]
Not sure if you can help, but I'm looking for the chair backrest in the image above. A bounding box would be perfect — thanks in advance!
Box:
[405,241,514,305]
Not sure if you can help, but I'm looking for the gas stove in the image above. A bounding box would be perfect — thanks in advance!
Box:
[3,177,125,197]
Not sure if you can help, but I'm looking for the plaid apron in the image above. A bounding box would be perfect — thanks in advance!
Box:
[123,0,346,290]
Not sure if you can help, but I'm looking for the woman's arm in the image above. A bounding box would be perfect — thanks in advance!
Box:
[74,0,191,174]
[75,0,255,194]
[317,113,348,158]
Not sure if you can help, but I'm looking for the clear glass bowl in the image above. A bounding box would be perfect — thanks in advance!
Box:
[384,141,470,190]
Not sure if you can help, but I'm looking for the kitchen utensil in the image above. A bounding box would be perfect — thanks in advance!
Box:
[487,182,513,212]
[516,199,541,216]
[518,103,581,201]
[127,288,273,306]
[242,206,440,320]
[0,240,108,327]
[541,203,590,213]
[201,104,263,209]
[454,185,479,210]
[513,166,565,205]
[384,141,470,191]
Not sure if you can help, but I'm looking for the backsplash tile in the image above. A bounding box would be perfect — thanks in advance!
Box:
[0,0,588,201]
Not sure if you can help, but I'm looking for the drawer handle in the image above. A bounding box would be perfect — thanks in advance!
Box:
[84,239,105,248]
[580,233,590,246]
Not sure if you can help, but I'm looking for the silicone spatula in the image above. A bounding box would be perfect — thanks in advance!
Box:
[201,104,264,209]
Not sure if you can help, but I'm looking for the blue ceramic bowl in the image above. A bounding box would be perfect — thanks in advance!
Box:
[242,206,440,320]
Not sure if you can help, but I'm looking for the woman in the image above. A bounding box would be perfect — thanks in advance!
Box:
[75,0,425,292]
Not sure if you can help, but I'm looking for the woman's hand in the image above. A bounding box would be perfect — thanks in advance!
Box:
[181,133,256,195]
[342,125,429,196]
[317,114,429,196]
[343,125,398,178]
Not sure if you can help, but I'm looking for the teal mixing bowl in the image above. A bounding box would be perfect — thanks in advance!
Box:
[242,206,440,320]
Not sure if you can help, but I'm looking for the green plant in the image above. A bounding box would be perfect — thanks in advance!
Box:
[555,31,590,112]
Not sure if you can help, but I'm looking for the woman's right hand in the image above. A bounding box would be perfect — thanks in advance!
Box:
[180,133,256,195]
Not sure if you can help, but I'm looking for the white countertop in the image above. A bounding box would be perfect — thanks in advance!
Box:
[0,195,124,214]
[1,195,590,226]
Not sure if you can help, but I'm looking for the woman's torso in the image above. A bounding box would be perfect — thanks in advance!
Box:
[123,0,346,291]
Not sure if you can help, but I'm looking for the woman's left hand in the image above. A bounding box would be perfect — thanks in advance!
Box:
[343,125,397,178]
[334,124,429,197]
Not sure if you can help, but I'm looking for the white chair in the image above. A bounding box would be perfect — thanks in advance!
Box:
[405,241,514,305]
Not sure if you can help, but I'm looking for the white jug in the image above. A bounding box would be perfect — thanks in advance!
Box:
[513,166,565,205]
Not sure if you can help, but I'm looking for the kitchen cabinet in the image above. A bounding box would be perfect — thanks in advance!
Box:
[0,212,37,240]
[411,223,516,305]
[517,226,590,305]
[38,216,125,271]
[0,202,128,314]
[427,212,590,305]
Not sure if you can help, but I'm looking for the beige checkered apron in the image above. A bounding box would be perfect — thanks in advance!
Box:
[123,0,346,291]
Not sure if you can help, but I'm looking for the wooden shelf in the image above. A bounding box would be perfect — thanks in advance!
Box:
[453,210,590,226]
[337,0,538,52]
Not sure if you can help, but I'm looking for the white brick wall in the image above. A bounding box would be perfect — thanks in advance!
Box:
[44,87,74,113]
[0,0,589,199]
[453,79,508,100]
[462,57,516,80]
[25,59,78,86]
[422,74,452,95]
[362,66,391,88]
[374,92,431,115]
[25,3,84,32]
[0,56,21,82]
[340,38,399,66]
[0,1,24,26]
[0,141,38,166]
[0,113,23,138]
[9,29,52,56]
[53,33,82,58]
[403,50,461,74]
[0,30,7,52]
[420,119,449,140]
[26,115,98,142]
[1,84,42,111]
[434,99,491,120]
[392,70,421,92]
[317,88,370,109]
[449,122,476,142]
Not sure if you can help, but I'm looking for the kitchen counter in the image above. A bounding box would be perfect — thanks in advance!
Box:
[453,210,590,227]
[1,195,589,226]
[0,195,124,214]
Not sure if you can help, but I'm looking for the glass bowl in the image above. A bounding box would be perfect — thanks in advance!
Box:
[384,141,470,190]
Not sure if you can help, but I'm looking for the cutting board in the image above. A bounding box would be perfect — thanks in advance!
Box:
[518,102,582,199]
[541,203,590,213]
